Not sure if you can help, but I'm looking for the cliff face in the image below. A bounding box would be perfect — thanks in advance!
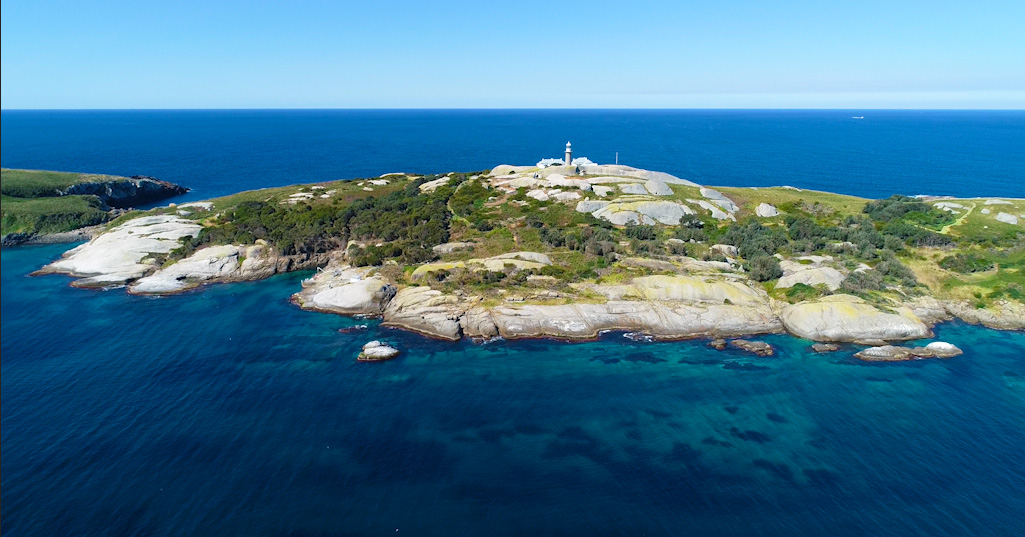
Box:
[62,176,188,208]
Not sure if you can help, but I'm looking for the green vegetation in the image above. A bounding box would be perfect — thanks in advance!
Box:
[939,253,995,273]
[1,169,122,236]
[12,164,1021,312]
[1,194,109,235]
[1,168,119,198]
[747,255,783,282]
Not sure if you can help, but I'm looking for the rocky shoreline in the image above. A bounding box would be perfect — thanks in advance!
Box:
[22,161,1024,356]
[30,211,1024,349]
[293,259,1024,345]
[32,215,329,292]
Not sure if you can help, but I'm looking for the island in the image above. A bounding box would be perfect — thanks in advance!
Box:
[15,151,1025,350]
[1,168,188,246]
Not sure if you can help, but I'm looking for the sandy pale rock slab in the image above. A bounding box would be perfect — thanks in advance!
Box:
[781,295,930,343]
[37,215,203,287]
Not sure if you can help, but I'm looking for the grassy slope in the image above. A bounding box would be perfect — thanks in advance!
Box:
[1,168,127,198]
[916,198,1025,302]
[1,169,129,235]
[713,186,869,218]
[1,194,110,235]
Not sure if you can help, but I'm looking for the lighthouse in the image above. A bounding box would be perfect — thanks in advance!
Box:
[564,141,573,166]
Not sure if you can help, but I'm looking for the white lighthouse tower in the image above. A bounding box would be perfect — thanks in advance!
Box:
[564,141,573,166]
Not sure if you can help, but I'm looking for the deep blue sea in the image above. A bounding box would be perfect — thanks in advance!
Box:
[3,110,1025,536]
[2,110,1023,200]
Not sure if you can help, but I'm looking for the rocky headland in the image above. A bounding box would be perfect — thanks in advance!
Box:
[2,169,189,246]
[24,158,1025,350]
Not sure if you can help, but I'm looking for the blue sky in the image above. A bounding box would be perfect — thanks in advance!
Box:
[2,0,1023,109]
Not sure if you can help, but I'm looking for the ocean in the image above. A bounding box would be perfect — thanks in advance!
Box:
[2,110,1023,201]
[2,110,1025,536]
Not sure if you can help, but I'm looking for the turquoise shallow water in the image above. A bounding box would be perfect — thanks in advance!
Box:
[3,244,1025,536]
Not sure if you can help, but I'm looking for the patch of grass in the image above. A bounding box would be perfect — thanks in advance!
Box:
[1,194,110,235]
[782,283,823,302]
[1,168,127,198]
[714,186,868,219]
[942,198,1025,246]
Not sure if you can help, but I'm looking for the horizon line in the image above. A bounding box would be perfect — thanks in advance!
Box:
[3,107,1024,112]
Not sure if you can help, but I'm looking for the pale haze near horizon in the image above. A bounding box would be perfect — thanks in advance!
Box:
[2,0,1023,109]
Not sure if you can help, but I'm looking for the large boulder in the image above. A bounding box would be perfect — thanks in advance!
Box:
[292,264,397,316]
[489,164,535,177]
[418,177,450,193]
[781,295,930,343]
[587,200,696,225]
[756,203,780,217]
[358,341,400,362]
[619,183,649,195]
[775,266,845,291]
[855,342,963,361]
[694,200,731,220]
[382,287,477,340]
[995,212,1019,225]
[644,180,674,196]
[944,300,1025,330]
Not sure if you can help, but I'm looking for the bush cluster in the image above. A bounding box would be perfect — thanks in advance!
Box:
[938,253,995,273]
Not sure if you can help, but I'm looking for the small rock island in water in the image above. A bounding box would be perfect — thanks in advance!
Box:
[9,144,1025,359]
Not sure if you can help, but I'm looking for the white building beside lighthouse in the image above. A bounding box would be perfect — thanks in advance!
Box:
[536,142,595,168]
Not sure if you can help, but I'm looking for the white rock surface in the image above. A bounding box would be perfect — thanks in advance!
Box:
[981,209,991,214]
[756,203,780,217]
[781,295,930,343]
[710,244,739,257]
[995,212,1019,225]
[526,189,550,201]
[383,287,476,340]
[293,264,396,315]
[433,242,475,254]
[418,177,450,193]
[39,215,202,287]
[644,180,674,196]
[775,266,845,291]
[592,185,614,197]
[619,183,649,195]
[554,191,582,202]
[359,341,400,361]
[546,174,592,191]
[576,200,611,213]
[925,341,963,357]
[491,251,552,264]
[130,243,277,294]
[590,200,696,225]
[695,200,732,220]
[985,199,1012,205]
[490,164,536,177]
[577,165,699,187]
